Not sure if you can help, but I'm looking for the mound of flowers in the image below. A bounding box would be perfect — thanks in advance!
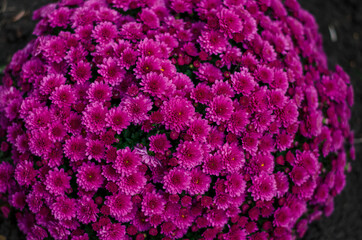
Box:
[0,0,355,239]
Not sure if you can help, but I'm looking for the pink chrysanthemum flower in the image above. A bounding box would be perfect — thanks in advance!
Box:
[220,143,245,173]
[40,74,66,95]
[161,97,195,132]
[230,69,256,96]
[188,168,211,195]
[273,207,292,227]
[28,129,52,157]
[295,150,319,176]
[70,61,92,84]
[225,173,246,197]
[48,121,66,142]
[87,81,112,103]
[118,172,147,195]
[140,72,170,98]
[98,57,125,86]
[289,166,309,186]
[187,118,210,142]
[82,102,108,133]
[63,136,87,162]
[149,133,171,154]
[77,162,104,192]
[250,172,277,201]
[227,109,249,136]
[140,8,160,29]
[274,172,289,198]
[203,154,224,176]
[164,168,191,194]
[196,63,223,83]
[51,196,76,221]
[249,153,275,174]
[198,30,228,55]
[77,197,99,224]
[206,95,234,125]
[141,192,166,216]
[206,209,228,227]
[191,83,213,104]
[105,193,133,219]
[98,223,126,240]
[175,141,203,170]
[92,22,118,44]
[105,107,130,134]
[50,85,76,108]
[86,139,105,161]
[122,94,153,125]
[114,147,141,176]
[217,8,243,36]
[45,168,71,196]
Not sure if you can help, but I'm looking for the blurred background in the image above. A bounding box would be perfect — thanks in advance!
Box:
[0,0,361,239]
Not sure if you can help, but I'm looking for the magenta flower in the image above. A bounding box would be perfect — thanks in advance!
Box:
[161,97,195,132]
[164,168,191,194]
[77,162,104,192]
[82,102,108,133]
[149,133,171,154]
[250,172,277,201]
[64,136,87,162]
[87,81,112,103]
[51,196,76,221]
[188,168,211,195]
[141,192,165,216]
[77,197,99,224]
[114,147,141,176]
[45,168,71,196]
[0,0,355,238]
[206,95,234,125]
[98,58,125,86]
[175,141,203,169]
[105,193,133,219]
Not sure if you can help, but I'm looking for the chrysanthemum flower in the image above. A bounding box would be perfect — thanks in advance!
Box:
[77,162,104,192]
[206,95,234,125]
[70,61,92,84]
[114,147,141,176]
[188,168,211,195]
[118,172,147,195]
[203,154,224,176]
[64,135,87,162]
[51,196,76,221]
[50,85,76,108]
[175,141,203,170]
[98,223,126,240]
[92,22,118,44]
[249,172,277,201]
[87,81,112,103]
[45,168,71,196]
[230,69,256,96]
[122,94,152,125]
[161,97,195,132]
[164,168,191,194]
[77,197,99,224]
[98,57,125,86]
[86,139,105,161]
[82,102,108,133]
[105,193,133,219]
[141,192,165,216]
[149,133,171,154]
[140,72,170,98]
[198,30,228,55]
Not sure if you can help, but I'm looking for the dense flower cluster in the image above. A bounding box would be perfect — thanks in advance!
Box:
[0,0,355,239]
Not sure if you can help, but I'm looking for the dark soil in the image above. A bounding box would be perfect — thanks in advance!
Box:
[0,0,361,239]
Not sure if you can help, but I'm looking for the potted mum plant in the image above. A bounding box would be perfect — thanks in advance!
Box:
[0,0,355,239]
